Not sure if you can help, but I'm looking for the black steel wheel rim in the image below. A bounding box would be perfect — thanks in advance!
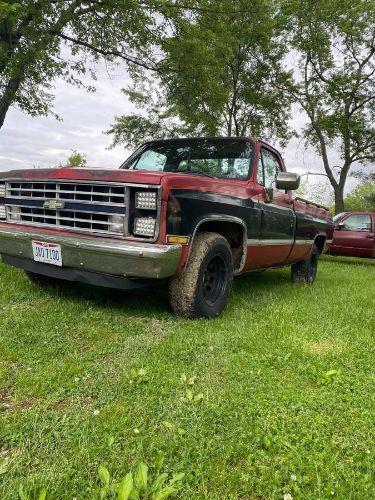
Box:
[202,255,227,305]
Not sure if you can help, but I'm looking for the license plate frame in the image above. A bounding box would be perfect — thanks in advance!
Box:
[31,240,63,267]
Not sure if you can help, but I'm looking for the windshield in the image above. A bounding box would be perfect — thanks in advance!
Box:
[333,212,347,223]
[121,138,253,179]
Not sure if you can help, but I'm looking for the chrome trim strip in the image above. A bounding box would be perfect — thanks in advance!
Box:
[0,225,181,280]
[247,239,315,246]
[247,239,294,246]
[294,239,315,245]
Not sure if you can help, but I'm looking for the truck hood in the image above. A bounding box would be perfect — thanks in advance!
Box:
[0,167,165,185]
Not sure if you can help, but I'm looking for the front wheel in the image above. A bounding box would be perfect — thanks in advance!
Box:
[291,244,319,283]
[169,232,233,319]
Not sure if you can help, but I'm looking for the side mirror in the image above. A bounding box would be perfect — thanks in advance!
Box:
[336,222,344,230]
[276,172,300,191]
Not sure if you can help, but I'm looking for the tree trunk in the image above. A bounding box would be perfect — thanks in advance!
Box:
[0,74,23,130]
[334,186,345,214]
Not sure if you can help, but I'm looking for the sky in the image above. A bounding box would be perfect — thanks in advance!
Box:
[0,61,355,201]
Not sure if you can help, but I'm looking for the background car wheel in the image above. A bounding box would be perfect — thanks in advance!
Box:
[169,231,233,318]
[291,244,319,283]
[25,271,60,286]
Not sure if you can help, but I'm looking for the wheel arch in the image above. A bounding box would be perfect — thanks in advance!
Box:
[314,234,327,254]
[190,215,247,273]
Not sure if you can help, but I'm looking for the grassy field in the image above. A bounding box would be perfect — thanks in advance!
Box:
[0,255,374,499]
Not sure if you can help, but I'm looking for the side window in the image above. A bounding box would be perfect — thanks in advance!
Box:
[342,214,372,232]
[257,156,264,186]
[259,149,282,189]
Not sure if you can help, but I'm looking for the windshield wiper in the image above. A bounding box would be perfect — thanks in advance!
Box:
[177,168,217,179]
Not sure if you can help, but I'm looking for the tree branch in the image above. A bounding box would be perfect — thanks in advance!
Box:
[54,32,158,71]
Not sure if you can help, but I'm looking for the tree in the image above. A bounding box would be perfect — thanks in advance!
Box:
[345,168,375,210]
[107,0,293,149]
[296,174,334,208]
[63,149,87,167]
[344,182,375,211]
[284,0,375,214]
[0,0,191,131]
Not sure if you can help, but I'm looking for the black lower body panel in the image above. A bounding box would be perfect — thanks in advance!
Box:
[2,254,163,290]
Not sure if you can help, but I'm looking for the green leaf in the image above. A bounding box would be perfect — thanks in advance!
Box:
[0,460,8,475]
[180,373,187,383]
[18,485,28,500]
[193,393,203,403]
[108,436,115,448]
[118,472,133,500]
[163,421,175,430]
[325,369,338,378]
[177,428,186,436]
[38,489,47,500]
[155,451,164,472]
[134,462,148,491]
[152,485,176,500]
[170,472,185,484]
[263,435,271,449]
[128,488,139,500]
[185,389,193,401]
[98,465,110,486]
[151,472,168,492]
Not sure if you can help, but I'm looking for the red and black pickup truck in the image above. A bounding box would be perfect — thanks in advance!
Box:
[0,137,333,318]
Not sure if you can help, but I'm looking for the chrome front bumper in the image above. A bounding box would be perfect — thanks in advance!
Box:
[0,225,182,279]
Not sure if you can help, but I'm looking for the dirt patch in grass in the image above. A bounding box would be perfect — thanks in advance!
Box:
[303,339,345,356]
[0,387,37,413]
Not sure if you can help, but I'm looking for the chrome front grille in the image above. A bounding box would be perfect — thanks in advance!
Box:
[7,182,126,205]
[5,181,126,236]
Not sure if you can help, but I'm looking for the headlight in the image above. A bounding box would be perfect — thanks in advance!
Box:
[133,217,156,237]
[0,183,5,219]
[135,191,157,210]
[108,214,124,233]
[9,205,21,221]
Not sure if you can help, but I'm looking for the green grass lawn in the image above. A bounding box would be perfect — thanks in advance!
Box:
[0,255,374,499]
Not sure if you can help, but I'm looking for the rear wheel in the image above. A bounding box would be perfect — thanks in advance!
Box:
[169,232,233,318]
[291,244,319,283]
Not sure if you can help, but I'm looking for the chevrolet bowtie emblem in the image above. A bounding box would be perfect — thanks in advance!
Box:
[43,199,65,210]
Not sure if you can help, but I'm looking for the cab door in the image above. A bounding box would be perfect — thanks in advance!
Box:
[255,147,295,266]
[332,213,374,258]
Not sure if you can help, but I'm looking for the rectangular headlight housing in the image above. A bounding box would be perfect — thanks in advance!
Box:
[135,191,157,210]
[133,217,156,237]
[0,183,5,219]
[108,214,125,234]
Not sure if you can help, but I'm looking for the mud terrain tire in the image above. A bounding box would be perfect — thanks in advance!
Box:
[291,244,319,283]
[169,232,233,318]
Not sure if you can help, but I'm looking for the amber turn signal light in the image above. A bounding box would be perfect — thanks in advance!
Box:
[166,235,189,245]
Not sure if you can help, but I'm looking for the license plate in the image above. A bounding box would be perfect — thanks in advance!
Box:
[32,241,62,266]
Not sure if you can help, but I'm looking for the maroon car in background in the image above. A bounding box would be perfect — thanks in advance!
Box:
[328,211,375,258]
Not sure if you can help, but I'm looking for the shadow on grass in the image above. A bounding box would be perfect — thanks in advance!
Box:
[322,254,375,266]
[34,267,290,318]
